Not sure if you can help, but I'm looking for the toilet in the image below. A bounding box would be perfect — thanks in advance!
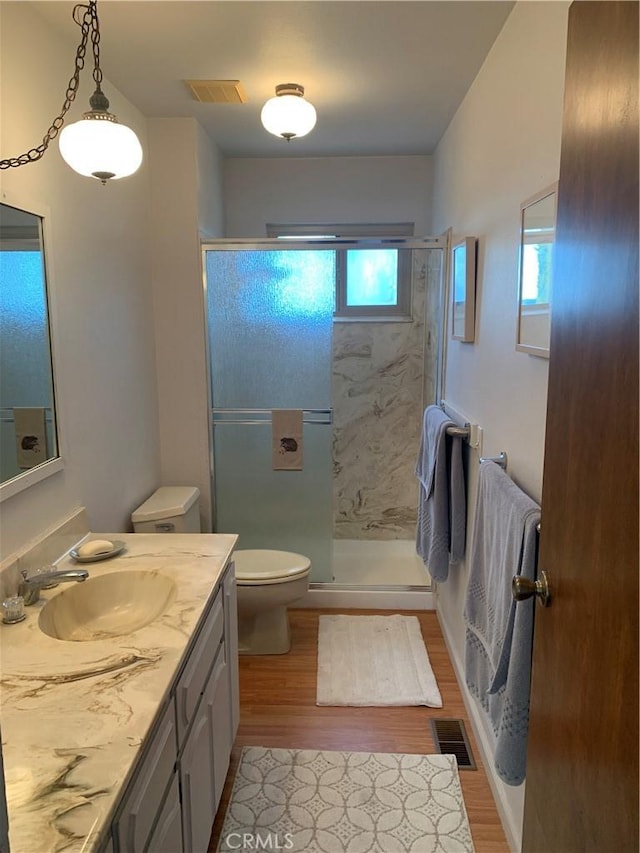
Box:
[131,486,201,533]
[234,549,311,655]
[131,491,310,655]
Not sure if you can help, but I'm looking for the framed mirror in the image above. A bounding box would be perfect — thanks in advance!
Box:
[516,183,558,358]
[0,193,62,501]
[451,236,477,342]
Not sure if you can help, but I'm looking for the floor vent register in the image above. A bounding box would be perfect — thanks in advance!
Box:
[429,718,477,770]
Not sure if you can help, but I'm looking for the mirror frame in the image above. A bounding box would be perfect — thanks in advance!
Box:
[0,190,64,503]
[450,236,477,342]
[515,182,558,359]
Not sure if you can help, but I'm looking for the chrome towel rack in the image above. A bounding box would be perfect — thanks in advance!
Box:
[479,451,508,470]
[439,401,482,448]
[439,400,508,467]
[445,424,471,439]
[211,408,332,426]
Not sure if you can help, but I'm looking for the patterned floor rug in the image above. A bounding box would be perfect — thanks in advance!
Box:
[217,747,475,853]
[317,615,443,706]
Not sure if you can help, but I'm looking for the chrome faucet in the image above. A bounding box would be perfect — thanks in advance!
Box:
[19,568,89,606]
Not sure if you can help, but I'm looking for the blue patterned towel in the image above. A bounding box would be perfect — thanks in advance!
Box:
[464,461,540,785]
[415,405,466,582]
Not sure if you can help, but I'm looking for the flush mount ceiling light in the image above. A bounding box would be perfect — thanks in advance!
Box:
[261,83,317,141]
[0,1,142,185]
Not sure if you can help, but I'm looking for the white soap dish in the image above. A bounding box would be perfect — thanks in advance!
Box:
[70,541,126,563]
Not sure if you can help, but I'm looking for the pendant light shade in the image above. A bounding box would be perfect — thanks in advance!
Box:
[261,83,317,141]
[0,1,143,185]
[59,113,143,183]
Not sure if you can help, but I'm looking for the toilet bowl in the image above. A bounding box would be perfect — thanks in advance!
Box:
[234,549,311,655]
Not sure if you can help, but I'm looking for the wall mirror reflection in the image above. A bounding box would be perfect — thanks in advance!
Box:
[516,183,557,357]
[0,199,59,493]
[451,236,477,342]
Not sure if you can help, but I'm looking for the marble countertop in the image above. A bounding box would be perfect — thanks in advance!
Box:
[0,532,237,853]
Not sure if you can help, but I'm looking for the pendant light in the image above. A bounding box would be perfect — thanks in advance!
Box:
[58,88,142,183]
[0,1,142,184]
[261,84,317,141]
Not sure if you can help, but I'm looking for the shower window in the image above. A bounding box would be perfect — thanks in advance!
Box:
[334,247,412,319]
[266,222,413,320]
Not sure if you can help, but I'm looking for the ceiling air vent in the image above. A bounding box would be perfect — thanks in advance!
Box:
[429,718,476,770]
[185,80,247,104]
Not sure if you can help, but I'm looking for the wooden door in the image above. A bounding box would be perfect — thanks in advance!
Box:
[522,3,639,852]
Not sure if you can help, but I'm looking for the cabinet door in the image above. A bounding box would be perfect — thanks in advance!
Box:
[180,679,216,853]
[205,639,232,809]
[146,774,183,853]
[115,699,176,853]
[180,645,232,853]
[175,590,224,747]
[223,563,240,741]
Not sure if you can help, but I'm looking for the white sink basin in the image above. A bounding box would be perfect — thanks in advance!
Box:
[38,570,177,641]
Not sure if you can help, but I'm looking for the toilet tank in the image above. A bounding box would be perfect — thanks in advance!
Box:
[132,486,201,533]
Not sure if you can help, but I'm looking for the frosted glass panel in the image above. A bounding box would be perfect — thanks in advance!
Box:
[206,249,335,583]
[207,251,335,409]
[213,424,333,582]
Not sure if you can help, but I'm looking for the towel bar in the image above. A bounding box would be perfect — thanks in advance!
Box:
[445,424,470,439]
[479,451,508,469]
[212,408,333,426]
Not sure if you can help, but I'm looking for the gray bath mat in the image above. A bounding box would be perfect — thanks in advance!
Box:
[217,746,475,852]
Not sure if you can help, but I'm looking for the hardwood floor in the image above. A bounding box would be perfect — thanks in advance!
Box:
[209,609,510,852]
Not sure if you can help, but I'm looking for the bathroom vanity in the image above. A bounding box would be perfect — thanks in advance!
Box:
[0,532,238,853]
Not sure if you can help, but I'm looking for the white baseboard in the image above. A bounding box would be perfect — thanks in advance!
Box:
[297,586,435,610]
[436,603,523,853]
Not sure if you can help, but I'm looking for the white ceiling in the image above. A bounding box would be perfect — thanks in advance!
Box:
[31,1,514,158]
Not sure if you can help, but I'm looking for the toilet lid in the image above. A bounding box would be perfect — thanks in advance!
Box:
[233,549,311,584]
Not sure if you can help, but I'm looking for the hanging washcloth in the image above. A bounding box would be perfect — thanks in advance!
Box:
[14,407,47,470]
[464,460,540,785]
[272,409,303,470]
[415,405,466,582]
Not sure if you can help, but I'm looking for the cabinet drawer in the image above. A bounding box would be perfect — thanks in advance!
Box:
[175,588,224,746]
[115,698,176,853]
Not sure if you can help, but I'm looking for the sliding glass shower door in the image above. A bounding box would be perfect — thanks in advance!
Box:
[205,249,335,582]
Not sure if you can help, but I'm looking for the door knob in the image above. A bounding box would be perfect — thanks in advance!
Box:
[512,571,551,607]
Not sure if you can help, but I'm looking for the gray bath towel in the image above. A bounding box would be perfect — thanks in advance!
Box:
[464,460,540,786]
[415,406,466,582]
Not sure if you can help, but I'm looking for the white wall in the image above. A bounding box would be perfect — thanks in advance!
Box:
[224,155,433,236]
[431,3,569,848]
[0,3,160,558]
[196,122,225,239]
[148,119,225,531]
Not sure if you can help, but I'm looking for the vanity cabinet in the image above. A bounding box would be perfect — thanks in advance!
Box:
[111,561,238,853]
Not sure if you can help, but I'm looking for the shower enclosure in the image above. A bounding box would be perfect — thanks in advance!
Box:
[204,237,445,588]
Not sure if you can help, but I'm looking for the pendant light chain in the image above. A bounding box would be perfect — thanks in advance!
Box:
[90,2,103,92]
[0,2,99,170]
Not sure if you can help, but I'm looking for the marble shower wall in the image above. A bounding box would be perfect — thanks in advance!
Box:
[332,249,441,540]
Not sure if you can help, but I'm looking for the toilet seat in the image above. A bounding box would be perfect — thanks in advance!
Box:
[233,549,311,586]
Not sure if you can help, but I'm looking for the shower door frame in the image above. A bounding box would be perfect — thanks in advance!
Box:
[201,236,447,589]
